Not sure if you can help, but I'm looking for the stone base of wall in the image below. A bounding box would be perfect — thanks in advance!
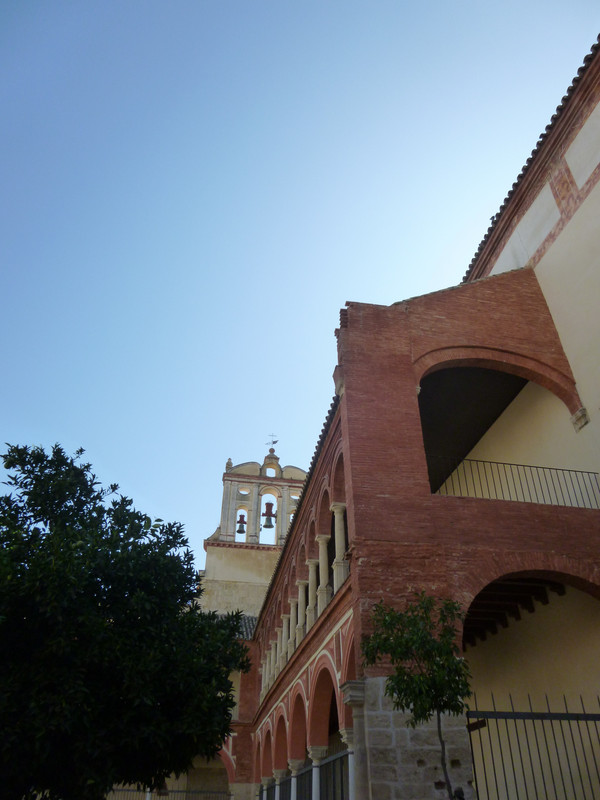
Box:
[363,677,475,800]
[230,783,257,800]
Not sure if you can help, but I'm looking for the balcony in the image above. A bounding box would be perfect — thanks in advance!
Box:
[436,459,600,510]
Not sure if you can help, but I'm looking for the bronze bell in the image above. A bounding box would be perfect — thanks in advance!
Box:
[261,501,276,529]
[236,513,246,534]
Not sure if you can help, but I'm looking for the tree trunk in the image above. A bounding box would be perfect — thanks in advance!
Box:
[437,709,454,800]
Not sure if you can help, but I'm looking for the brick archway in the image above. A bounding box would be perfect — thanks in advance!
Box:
[415,347,582,415]
[289,688,308,761]
[308,656,340,747]
[273,711,288,771]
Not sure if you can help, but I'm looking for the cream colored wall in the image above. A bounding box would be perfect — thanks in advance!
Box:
[485,96,600,463]
[282,465,306,481]
[465,381,598,473]
[185,757,230,791]
[490,183,560,275]
[467,585,600,709]
[201,545,280,615]
[564,101,600,189]
[534,178,600,460]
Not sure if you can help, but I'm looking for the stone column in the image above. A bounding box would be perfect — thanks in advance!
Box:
[316,534,332,615]
[277,490,288,545]
[273,769,288,800]
[261,777,274,799]
[296,580,307,644]
[263,652,270,692]
[342,680,367,800]
[219,479,233,541]
[270,643,277,685]
[330,502,349,592]
[288,599,297,659]
[306,561,318,630]
[280,615,289,671]
[274,627,282,677]
[260,655,268,699]
[288,758,304,800]
[248,485,260,543]
[308,745,328,800]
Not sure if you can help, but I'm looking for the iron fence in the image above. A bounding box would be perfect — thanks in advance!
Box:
[108,791,231,800]
[467,694,600,799]
[319,751,349,800]
[255,752,346,800]
[436,459,600,509]
[297,763,313,799]
[265,783,275,800]
[279,774,292,800]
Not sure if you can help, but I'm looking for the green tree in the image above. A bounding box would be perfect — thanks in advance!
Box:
[362,592,471,800]
[0,444,250,800]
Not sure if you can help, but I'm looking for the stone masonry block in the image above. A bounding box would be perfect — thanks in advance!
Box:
[371,747,398,766]
[393,727,410,747]
[365,676,386,709]
[367,713,392,729]
[369,729,394,748]
[371,783,393,800]
[408,727,442,748]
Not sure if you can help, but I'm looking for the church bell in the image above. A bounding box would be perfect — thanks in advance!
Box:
[261,502,276,529]
[236,513,246,534]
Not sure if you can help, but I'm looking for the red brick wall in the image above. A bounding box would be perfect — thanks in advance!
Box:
[335,268,597,648]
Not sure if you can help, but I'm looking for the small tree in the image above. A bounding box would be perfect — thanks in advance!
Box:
[362,592,471,800]
[0,444,250,800]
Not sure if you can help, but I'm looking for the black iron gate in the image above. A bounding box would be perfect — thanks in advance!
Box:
[467,695,600,799]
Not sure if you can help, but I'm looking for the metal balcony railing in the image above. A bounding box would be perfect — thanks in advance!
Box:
[436,459,600,510]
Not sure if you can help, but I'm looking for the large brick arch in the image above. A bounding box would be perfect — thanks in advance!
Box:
[462,553,600,608]
[253,740,261,785]
[289,685,308,760]
[339,634,357,729]
[415,347,582,415]
[261,728,273,779]
[217,747,236,784]
[308,653,340,747]
[332,449,346,504]
[273,710,288,770]
[317,488,332,538]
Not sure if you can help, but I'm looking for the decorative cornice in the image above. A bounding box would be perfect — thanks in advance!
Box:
[204,540,282,552]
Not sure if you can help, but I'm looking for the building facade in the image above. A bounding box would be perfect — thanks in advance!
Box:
[171,35,600,800]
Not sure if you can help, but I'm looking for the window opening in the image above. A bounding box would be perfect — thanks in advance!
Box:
[260,494,278,545]
[235,509,247,542]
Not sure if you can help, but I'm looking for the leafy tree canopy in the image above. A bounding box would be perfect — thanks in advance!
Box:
[0,444,250,800]
[362,592,471,800]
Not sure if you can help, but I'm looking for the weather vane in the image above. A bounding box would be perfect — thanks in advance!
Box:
[265,434,279,448]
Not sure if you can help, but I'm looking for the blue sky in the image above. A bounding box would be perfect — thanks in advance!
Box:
[2,2,599,568]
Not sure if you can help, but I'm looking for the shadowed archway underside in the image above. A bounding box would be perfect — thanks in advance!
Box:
[419,367,527,491]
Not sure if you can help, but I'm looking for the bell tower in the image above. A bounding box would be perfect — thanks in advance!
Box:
[200,449,306,616]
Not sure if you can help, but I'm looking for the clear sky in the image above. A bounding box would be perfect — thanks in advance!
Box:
[2,2,599,569]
